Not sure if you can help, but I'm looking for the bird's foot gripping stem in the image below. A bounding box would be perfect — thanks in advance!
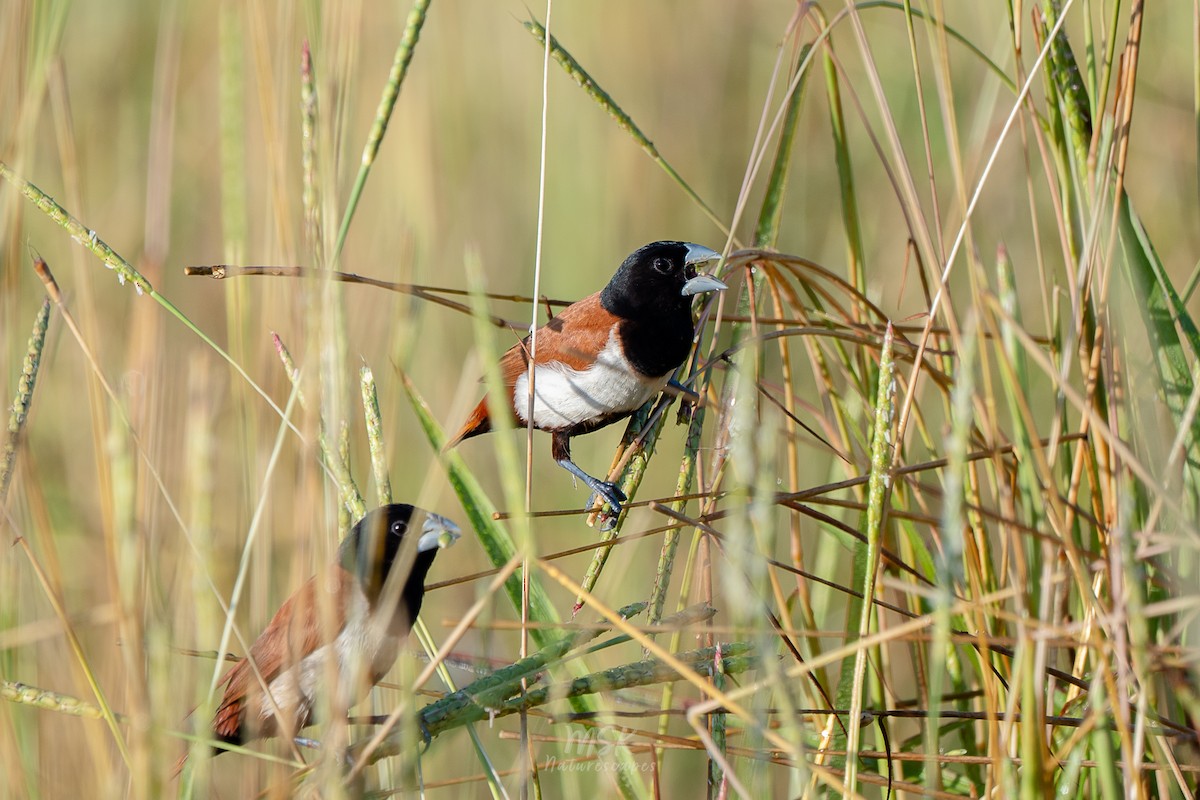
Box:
[585,480,627,515]
[556,457,626,521]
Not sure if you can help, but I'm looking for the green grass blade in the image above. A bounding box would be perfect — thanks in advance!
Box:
[1117,191,1200,507]
[707,648,728,795]
[820,27,867,292]
[841,324,894,794]
[753,45,810,250]
[459,251,532,543]
[995,246,1044,527]
[401,374,562,644]
[522,17,728,238]
[332,0,431,262]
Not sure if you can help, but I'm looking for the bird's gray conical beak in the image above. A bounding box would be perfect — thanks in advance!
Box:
[680,244,727,296]
[683,243,721,267]
[417,513,462,552]
[681,273,728,296]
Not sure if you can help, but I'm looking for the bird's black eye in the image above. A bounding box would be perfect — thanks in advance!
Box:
[652,257,674,274]
[390,520,408,535]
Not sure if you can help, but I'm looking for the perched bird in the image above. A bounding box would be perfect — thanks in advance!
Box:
[448,241,726,517]
[180,504,459,768]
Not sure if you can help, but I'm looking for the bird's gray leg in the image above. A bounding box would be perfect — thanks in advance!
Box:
[551,433,626,515]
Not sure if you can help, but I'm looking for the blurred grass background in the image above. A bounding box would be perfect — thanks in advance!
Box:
[2,0,1199,797]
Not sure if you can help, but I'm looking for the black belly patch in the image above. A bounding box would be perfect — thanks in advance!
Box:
[559,408,645,438]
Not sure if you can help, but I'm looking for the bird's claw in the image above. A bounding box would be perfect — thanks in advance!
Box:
[585,497,620,531]
[586,481,626,523]
[604,482,628,503]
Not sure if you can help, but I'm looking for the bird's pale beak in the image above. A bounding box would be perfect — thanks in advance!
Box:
[683,243,721,267]
[680,244,727,296]
[418,513,462,552]
[682,273,728,296]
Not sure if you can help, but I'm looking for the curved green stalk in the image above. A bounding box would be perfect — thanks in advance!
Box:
[332,0,431,262]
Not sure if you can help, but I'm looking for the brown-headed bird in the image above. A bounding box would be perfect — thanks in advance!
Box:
[448,241,726,517]
[181,504,459,768]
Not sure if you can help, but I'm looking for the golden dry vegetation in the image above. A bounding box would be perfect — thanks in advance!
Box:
[2,1,1198,798]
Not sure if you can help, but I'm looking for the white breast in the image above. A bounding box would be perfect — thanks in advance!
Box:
[512,329,667,431]
[260,585,403,729]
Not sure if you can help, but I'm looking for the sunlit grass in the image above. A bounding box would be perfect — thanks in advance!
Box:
[2,1,1199,798]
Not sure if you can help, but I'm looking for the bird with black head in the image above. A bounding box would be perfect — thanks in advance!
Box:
[175,504,459,772]
[448,241,726,520]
